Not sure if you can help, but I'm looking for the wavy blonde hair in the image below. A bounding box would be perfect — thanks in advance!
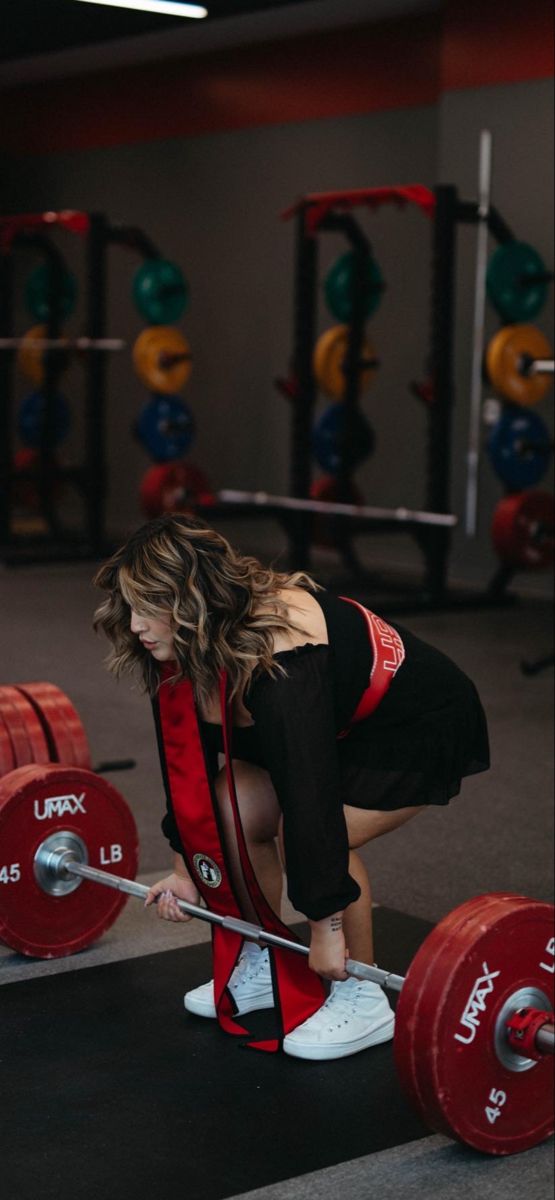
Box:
[93,513,320,708]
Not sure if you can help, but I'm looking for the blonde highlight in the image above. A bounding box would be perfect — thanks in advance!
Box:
[93,514,321,708]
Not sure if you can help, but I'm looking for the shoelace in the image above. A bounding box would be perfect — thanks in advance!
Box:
[311,986,373,1030]
[232,950,269,985]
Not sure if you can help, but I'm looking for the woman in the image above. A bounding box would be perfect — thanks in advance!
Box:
[93,513,489,1060]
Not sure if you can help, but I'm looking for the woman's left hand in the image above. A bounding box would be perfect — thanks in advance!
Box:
[308,916,349,981]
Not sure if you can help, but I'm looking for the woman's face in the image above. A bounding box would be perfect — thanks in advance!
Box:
[130,608,175,662]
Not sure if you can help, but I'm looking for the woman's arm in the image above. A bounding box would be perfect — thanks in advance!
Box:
[246,647,360,924]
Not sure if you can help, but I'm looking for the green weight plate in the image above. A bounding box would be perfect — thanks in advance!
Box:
[487,242,549,323]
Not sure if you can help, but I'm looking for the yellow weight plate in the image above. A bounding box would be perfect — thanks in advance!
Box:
[16,325,48,386]
[313,324,378,401]
[15,325,71,386]
[132,326,192,394]
[485,323,553,406]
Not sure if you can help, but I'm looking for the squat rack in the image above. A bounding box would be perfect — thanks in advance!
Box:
[275,183,518,609]
[0,209,161,566]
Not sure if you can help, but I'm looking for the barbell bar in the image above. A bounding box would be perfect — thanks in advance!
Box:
[216,488,458,528]
[0,762,553,1155]
[34,840,555,1058]
[0,336,125,350]
[519,355,554,378]
[35,841,555,1059]
[34,838,406,991]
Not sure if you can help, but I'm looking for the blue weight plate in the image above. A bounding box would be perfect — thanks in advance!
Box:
[487,406,551,489]
[136,394,195,463]
[312,402,375,475]
[17,390,71,449]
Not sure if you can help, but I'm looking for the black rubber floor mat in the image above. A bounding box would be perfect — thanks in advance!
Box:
[0,907,432,1200]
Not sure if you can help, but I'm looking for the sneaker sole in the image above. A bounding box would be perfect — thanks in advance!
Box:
[184,990,275,1019]
[283,1015,395,1060]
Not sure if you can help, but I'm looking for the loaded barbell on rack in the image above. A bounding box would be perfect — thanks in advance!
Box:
[6,325,125,387]
[0,762,553,1157]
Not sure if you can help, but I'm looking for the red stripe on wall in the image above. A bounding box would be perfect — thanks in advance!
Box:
[2,15,441,155]
[1,3,553,157]
[442,0,554,91]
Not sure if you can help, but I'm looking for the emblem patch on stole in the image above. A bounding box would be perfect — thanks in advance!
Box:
[193,853,222,888]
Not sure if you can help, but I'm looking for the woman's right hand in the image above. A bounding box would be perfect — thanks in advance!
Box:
[144,872,201,922]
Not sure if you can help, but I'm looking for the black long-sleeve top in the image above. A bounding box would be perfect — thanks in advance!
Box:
[160,592,489,920]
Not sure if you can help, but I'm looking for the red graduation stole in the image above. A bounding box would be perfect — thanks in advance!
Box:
[156,600,404,1053]
[156,669,326,1053]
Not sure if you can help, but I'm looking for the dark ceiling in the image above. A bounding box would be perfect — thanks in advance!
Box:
[0,0,320,63]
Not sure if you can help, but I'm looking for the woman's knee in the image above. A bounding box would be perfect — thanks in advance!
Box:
[345,803,426,849]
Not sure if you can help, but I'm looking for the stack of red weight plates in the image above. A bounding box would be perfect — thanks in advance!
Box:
[0,682,91,775]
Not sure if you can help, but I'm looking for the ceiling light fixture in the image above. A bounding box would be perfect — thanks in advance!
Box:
[75,0,207,18]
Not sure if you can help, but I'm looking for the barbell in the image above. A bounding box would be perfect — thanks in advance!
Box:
[0,761,553,1157]
[4,325,125,387]
[0,336,125,351]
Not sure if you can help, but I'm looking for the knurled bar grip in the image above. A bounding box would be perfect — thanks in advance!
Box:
[64,859,406,991]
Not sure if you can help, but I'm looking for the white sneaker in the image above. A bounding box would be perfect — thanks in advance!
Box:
[184,943,274,1019]
[282,977,395,1060]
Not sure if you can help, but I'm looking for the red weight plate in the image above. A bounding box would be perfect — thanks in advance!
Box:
[0,764,138,958]
[139,461,213,519]
[397,894,555,1155]
[309,476,364,548]
[394,893,493,1139]
[16,682,87,766]
[18,682,90,768]
[492,491,554,570]
[4,687,50,764]
[395,894,555,1155]
[0,710,16,775]
[0,686,34,766]
[419,895,555,1154]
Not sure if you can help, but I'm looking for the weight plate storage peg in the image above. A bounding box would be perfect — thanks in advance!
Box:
[485,325,553,407]
[324,250,385,323]
[133,259,189,325]
[486,242,550,323]
[491,490,554,570]
[25,263,77,323]
[312,401,375,474]
[0,764,139,958]
[136,394,195,463]
[17,389,71,449]
[487,407,552,490]
[132,326,192,394]
[139,461,214,518]
[313,325,379,401]
[394,893,554,1155]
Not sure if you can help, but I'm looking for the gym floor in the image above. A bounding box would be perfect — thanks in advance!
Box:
[0,545,553,1199]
